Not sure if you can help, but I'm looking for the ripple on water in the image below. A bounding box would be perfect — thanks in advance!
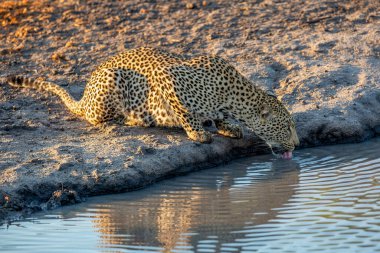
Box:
[1,138,380,253]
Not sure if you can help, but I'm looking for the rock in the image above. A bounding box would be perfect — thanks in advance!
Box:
[186,3,196,9]
[46,189,82,209]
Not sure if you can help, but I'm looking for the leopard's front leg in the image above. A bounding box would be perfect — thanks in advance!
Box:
[178,112,212,143]
[157,72,212,143]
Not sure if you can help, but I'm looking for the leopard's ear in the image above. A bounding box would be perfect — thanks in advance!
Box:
[266,90,277,98]
[260,104,272,119]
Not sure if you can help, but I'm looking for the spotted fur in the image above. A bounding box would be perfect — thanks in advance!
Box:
[7,47,299,153]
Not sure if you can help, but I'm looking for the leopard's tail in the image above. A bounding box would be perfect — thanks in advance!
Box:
[7,76,84,116]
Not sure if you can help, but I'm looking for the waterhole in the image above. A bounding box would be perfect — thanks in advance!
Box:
[1,138,380,253]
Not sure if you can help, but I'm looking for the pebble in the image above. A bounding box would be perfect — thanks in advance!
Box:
[186,3,196,9]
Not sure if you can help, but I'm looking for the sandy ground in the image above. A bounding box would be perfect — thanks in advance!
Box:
[0,0,379,222]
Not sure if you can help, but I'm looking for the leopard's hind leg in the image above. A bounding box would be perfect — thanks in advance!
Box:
[81,68,129,125]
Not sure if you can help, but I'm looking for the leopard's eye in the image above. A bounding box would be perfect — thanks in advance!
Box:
[287,125,292,137]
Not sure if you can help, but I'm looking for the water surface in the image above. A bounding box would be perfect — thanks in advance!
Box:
[1,138,380,253]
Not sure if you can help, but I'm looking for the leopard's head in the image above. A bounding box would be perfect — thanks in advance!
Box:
[247,93,299,159]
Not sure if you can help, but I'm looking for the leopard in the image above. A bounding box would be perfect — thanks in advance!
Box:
[6,47,299,159]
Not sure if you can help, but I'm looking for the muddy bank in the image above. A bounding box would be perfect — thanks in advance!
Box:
[0,0,379,222]
[0,126,269,222]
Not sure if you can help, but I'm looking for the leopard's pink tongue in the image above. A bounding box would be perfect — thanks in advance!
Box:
[282,151,293,160]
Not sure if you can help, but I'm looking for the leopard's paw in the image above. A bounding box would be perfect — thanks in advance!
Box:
[187,130,212,144]
[216,122,243,139]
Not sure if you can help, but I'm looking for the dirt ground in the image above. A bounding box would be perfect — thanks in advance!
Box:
[0,0,379,222]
